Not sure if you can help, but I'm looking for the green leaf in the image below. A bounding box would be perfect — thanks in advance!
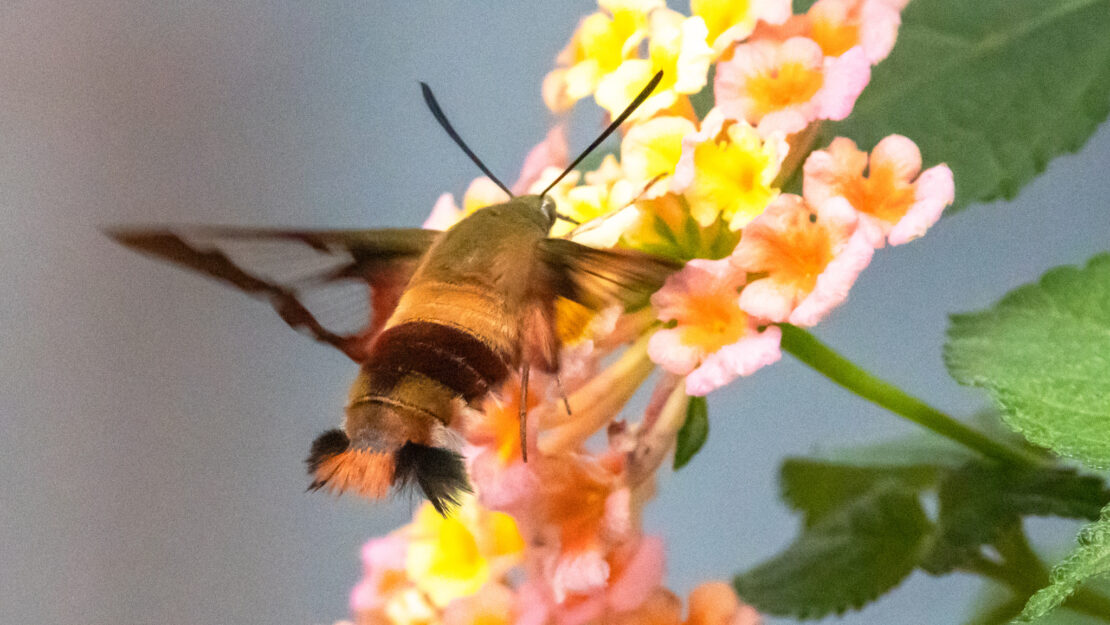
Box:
[923,464,1109,574]
[820,0,1110,212]
[780,458,939,526]
[966,578,1110,625]
[674,396,708,469]
[733,485,932,618]
[945,254,1110,469]
[1019,504,1110,621]
[689,66,715,119]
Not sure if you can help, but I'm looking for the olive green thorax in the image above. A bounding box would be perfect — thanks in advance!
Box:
[413,194,558,290]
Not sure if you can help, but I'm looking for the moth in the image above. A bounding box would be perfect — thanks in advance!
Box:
[108,72,676,514]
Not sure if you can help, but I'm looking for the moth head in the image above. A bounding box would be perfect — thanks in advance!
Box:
[509,193,579,233]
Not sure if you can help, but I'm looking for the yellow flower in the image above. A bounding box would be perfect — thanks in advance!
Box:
[620,115,697,198]
[691,0,792,53]
[543,0,664,112]
[672,110,786,230]
[404,497,524,608]
[539,154,640,247]
[595,9,714,122]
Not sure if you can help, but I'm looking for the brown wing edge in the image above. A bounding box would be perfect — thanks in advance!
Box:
[104,227,440,361]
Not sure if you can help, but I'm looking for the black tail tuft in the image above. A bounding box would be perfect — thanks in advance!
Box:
[393,442,472,516]
[305,429,350,488]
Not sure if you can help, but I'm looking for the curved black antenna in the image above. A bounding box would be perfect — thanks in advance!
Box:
[541,70,664,198]
[420,82,514,198]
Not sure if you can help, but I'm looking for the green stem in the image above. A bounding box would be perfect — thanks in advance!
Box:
[772,121,822,190]
[999,531,1110,622]
[778,324,1043,467]
[1069,589,1110,622]
[965,538,1110,623]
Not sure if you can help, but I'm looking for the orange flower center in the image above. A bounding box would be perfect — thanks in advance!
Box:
[679,292,749,351]
[839,162,916,224]
[377,569,409,596]
[540,461,611,552]
[811,18,860,58]
[747,61,824,115]
[759,214,835,293]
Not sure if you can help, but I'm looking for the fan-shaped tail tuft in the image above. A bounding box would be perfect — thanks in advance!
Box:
[394,442,472,516]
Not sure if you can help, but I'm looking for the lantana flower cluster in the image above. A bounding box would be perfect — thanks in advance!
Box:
[344,0,953,623]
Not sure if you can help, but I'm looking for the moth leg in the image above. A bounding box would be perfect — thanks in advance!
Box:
[519,364,530,463]
[554,374,572,417]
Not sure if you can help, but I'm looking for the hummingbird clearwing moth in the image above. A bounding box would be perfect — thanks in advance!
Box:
[108,71,675,515]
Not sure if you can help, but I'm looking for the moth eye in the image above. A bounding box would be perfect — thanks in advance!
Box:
[540,196,557,223]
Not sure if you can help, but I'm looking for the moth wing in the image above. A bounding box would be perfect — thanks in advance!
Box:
[523,238,680,372]
[106,226,440,361]
[536,238,681,313]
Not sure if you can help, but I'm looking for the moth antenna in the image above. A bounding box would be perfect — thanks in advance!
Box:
[420,82,514,198]
[541,70,664,198]
[519,364,530,463]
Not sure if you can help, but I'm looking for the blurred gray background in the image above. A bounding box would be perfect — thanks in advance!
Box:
[1,2,1108,624]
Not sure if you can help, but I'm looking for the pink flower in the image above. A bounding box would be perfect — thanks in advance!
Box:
[441,583,516,625]
[753,0,903,64]
[649,258,782,396]
[810,0,902,64]
[349,534,417,624]
[715,37,871,136]
[731,194,873,327]
[517,536,667,625]
[423,192,466,230]
[513,125,569,195]
[803,135,955,246]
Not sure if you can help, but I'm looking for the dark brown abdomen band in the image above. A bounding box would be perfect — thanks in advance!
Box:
[365,320,511,402]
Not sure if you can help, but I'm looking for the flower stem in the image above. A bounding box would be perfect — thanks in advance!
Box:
[772,121,822,190]
[778,324,1043,467]
[538,333,654,455]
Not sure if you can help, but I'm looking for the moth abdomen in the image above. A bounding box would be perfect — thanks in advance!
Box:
[366,320,512,403]
[306,319,508,512]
